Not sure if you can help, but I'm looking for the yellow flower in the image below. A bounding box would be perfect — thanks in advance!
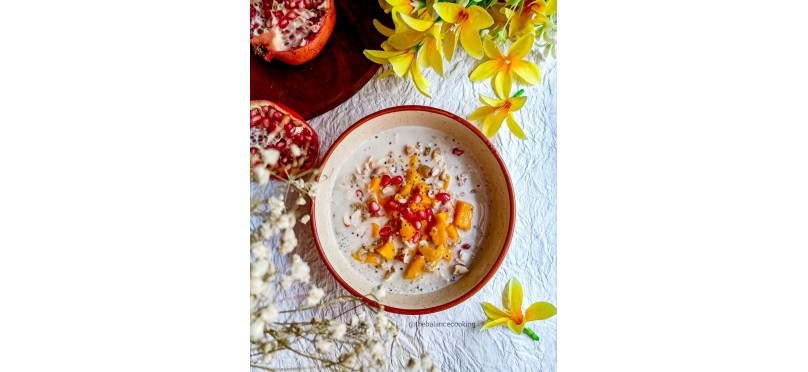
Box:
[433,2,494,59]
[481,278,557,335]
[386,24,444,76]
[468,89,528,139]
[364,46,431,97]
[508,0,553,37]
[469,34,540,98]
[387,0,434,31]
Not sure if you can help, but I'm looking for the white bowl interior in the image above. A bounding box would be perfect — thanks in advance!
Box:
[313,109,512,311]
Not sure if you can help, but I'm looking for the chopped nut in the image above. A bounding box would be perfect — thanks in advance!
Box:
[373,166,391,176]
[453,264,469,275]
[343,211,352,227]
[382,186,396,196]
[404,145,417,156]
[423,146,432,156]
[417,164,432,178]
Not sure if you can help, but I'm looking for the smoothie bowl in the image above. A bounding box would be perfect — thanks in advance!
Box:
[311,106,514,314]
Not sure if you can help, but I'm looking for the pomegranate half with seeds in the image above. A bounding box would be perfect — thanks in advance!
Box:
[250,0,336,65]
[250,100,319,179]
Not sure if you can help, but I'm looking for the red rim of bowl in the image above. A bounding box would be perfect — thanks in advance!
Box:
[310,105,515,315]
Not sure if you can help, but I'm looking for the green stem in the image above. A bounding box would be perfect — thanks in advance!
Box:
[513,89,525,98]
[523,327,540,341]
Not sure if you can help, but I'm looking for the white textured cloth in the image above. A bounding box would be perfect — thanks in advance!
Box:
[263,49,556,371]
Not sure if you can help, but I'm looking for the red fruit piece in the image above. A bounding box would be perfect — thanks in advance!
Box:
[435,193,451,203]
[249,100,319,180]
[452,148,464,156]
[380,175,392,187]
[391,175,404,185]
[250,0,336,65]
[379,226,392,238]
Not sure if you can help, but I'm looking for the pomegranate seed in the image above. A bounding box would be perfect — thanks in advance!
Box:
[369,201,380,214]
[436,193,451,203]
[379,226,392,238]
[411,194,422,204]
[413,220,422,230]
[273,111,283,119]
[275,140,286,150]
[462,244,471,249]
[261,118,271,128]
[425,209,433,222]
[415,210,427,221]
[385,199,400,211]
[278,18,289,28]
[409,232,420,244]
[452,148,464,156]
[402,208,414,221]
[380,175,391,187]
[391,175,403,185]
[356,190,363,199]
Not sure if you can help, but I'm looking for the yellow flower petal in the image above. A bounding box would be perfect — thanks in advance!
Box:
[469,60,502,81]
[546,0,557,16]
[507,319,526,335]
[468,106,495,121]
[482,302,510,320]
[481,317,510,330]
[508,34,535,60]
[398,12,433,32]
[389,52,414,77]
[389,30,423,50]
[509,96,528,111]
[373,19,395,37]
[460,26,484,59]
[493,70,513,98]
[483,39,504,60]
[502,278,524,317]
[363,49,402,64]
[433,2,463,23]
[506,113,528,139]
[480,95,504,107]
[483,109,508,137]
[465,5,495,30]
[443,29,458,61]
[512,61,541,85]
[410,57,431,97]
[525,301,557,322]
[377,68,395,79]
[427,44,444,76]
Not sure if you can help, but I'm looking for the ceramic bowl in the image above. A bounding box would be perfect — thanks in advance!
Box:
[311,106,514,314]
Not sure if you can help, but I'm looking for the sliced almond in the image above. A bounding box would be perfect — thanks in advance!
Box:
[453,264,469,275]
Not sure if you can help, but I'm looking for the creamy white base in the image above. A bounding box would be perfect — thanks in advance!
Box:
[329,126,492,294]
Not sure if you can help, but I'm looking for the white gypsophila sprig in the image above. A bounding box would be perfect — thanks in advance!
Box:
[250,160,432,371]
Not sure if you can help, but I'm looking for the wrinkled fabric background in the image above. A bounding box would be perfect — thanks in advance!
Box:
[257,49,556,371]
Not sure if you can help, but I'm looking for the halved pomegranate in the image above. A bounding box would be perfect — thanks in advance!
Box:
[250,0,336,65]
[250,100,319,179]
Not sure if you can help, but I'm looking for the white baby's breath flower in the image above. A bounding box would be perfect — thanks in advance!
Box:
[421,354,434,370]
[260,304,278,323]
[405,357,421,372]
[339,352,357,367]
[308,182,319,194]
[290,254,310,283]
[329,321,347,340]
[251,242,269,259]
[296,196,306,205]
[299,214,310,224]
[250,318,266,341]
[280,275,294,290]
[260,148,280,166]
[290,144,302,157]
[279,228,298,255]
[349,315,359,326]
[374,312,390,335]
[267,197,285,216]
[305,285,325,306]
[251,259,269,278]
[314,338,333,353]
[293,178,305,190]
[369,340,386,364]
[253,167,270,185]
[250,278,267,297]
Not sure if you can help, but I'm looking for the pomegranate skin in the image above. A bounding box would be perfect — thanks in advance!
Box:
[251,0,336,65]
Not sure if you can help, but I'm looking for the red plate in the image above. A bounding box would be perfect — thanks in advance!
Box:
[250,1,388,120]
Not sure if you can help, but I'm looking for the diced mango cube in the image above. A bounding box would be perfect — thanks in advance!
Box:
[371,223,380,238]
[429,223,448,246]
[376,241,396,260]
[446,224,460,242]
[418,244,442,262]
[404,255,426,280]
[434,211,449,224]
[454,200,474,230]
[365,252,380,266]
[408,154,419,167]
[439,245,452,262]
[400,220,417,242]
[353,250,361,262]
